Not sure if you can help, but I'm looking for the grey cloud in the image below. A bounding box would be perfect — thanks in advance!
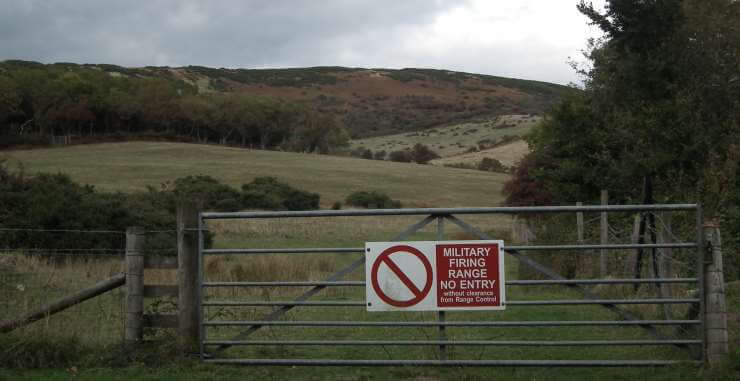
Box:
[0,0,581,84]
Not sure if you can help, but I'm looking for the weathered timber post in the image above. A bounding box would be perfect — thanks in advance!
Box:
[178,202,200,352]
[125,226,145,344]
[703,222,728,367]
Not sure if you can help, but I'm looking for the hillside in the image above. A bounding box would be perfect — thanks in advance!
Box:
[430,139,531,168]
[0,60,573,146]
[175,65,571,138]
[3,142,510,209]
[350,114,536,161]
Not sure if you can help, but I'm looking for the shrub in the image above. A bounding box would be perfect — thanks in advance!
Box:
[388,150,413,163]
[241,177,320,210]
[172,175,241,211]
[477,157,508,173]
[373,150,387,160]
[345,191,402,209]
[411,143,441,164]
[350,147,373,159]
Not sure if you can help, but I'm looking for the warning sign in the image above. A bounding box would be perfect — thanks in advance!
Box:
[436,243,502,308]
[365,241,505,311]
[370,245,433,307]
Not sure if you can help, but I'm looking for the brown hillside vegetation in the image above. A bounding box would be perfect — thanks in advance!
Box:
[0,61,573,152]
[175,66,570,138]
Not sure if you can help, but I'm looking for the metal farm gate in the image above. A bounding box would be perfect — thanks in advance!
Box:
[196,205,705,367]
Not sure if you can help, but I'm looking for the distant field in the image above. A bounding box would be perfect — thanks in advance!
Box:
[431,139,530,168]
[4,142,510,208]
[350,114,538,159]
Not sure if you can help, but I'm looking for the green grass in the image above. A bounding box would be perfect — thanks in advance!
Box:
[4,142,509,208]
[1,142,737,379]
[1,361,726,381]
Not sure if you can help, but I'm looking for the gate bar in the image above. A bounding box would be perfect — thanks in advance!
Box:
[203,339,702,347]
[203,298,699,307]
[204,248,363,254]
[202,278,698,287]
[204,359,696,367]
[204,319,701,327]
[201,204,698,219]
[201,242,695,255]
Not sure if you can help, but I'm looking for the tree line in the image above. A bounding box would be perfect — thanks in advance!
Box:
[504,0,739,280]
[0,61,349,153]
[0,159,320,254]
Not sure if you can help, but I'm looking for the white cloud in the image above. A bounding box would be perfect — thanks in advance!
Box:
[0,0,606,84]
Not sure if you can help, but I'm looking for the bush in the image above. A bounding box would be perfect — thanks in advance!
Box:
[171,175,241,211]
[411,143,440,164]
[241,177,320,210]
[350,147,373,159]
[373,150,387,160]
[345,191,402,209]
[477,157,508,173]
[0,162,322,257]
[388,150,413,163]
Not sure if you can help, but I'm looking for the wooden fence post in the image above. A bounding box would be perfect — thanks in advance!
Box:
[125,226,144,344]
[703,223,728,367]
[178,202,199,352]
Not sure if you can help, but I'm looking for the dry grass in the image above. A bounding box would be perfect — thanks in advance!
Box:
[350,115,538,158]
[430,139,531,168]
[5,141,511,208]
[0,253,126,344]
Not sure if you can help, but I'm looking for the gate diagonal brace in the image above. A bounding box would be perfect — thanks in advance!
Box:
[444,215,691,351]
[213,215,437,354]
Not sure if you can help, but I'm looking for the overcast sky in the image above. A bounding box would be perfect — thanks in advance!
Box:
[0,1,606,85]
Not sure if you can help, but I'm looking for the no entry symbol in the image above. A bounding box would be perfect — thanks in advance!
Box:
[370,245,433,307]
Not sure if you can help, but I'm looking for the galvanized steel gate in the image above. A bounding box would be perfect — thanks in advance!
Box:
[197,205,704,366]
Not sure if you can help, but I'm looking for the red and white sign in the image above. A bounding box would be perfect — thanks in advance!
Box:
[365,241,505,311]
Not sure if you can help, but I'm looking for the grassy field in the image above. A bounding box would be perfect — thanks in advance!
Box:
[4,209,732,380]
[350,115,538,159]
[2,142,737,379]
[4,142,509,208]
[431,139,530,169]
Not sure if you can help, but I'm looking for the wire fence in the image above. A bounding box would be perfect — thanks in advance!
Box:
[0,227,178,345]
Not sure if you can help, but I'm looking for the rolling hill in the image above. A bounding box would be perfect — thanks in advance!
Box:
[3,141,510,209]
[1,60,573,141]
[350,114,537,162]
[173,65,571,138]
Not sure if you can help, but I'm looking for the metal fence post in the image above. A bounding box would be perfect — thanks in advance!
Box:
[125,226,144,344]
[178,202,200,352]
[703,222,728,367]
[436,216,446,361]
[600,190,608,276]
[576,202,584,276]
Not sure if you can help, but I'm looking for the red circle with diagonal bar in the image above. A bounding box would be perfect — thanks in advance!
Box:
[370,245,433,307]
